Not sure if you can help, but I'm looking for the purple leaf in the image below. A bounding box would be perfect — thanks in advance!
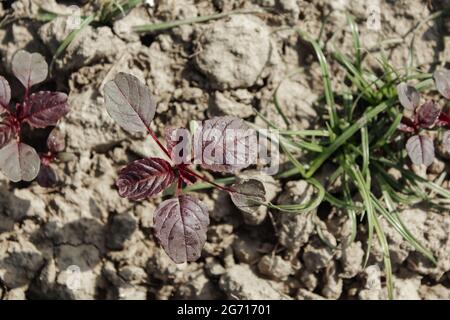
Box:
[434,69,450,99]
[0,116,17,149]
[117,157,175,201]
[0,141,40,182]
[36,164,58,187]
[417,101,440,128]
[20,91,69,128]
[0,76,11,112]
[406,135,434,167]
[194,116,257,173]
[397,83,420,111]
[47,127,65,153]
[104,73,156,134]
[230,178,266,214]
[154,195,209,264]
[12,50,48,89]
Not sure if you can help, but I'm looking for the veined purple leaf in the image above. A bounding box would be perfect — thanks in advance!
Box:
[434,69,450,99]
[417,101,440,128]
[47,127,65,153]
[230,178,266,214]
[20,91,69,128]
[12,50,48,89]
[406,135,434,167]
[117,157,175,201]
[0,142,40,182]
[154,195,209,264]
[0,116,17,149]
[397,83,420,111]
[36,164,58,187]
[0,76,11,112]
[104,73,156,134]
[194,116,257,173]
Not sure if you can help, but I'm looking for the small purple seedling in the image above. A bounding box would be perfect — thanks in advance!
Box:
[104,73,256,263]
[397,69,450,167]
[0,50,70,184]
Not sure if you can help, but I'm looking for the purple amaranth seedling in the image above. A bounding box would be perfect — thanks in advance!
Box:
[0,50,70,185]
[104,73,257,263]
[397,69,450,167]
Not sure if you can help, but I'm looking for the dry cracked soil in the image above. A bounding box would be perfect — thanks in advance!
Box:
[0,0,449,300]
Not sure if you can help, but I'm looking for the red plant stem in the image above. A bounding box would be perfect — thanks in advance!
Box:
[18,88,30,118]
[145,126,172,159]
[143,125,236,194]
[40,152,56,166]
[176,177,183,196]
[180,166,236,193]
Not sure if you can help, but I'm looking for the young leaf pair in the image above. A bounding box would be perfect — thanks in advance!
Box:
[0,50,70,184]
[104,73,255,263]
[397,69,450,167]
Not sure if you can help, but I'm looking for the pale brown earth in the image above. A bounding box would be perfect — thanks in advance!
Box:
[0,0,449,300]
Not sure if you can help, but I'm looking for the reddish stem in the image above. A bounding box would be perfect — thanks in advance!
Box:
[145,126,172,159]
[176,177,183,196]
[18,88,30,119]
[437,112,450,127]
[144,126,236,194]
[180,166,236,193]
[40,152,56,166]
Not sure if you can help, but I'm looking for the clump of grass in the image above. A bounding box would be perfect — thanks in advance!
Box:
[260,14,447,299]
[185,12,447,299]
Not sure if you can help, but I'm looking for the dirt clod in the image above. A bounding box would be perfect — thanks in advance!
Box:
[195,15,271,89]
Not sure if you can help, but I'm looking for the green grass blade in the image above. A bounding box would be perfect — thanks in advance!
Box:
[346,14,361,71]
[280,130,330,137]
[297,30,338,131]
[370,203,394,300]
[49,14,95,73]
[343,176,358,245]
[35,7,59,22]
[253,108,323,153]
[305,78,433,178]
[100,0,143,23]
[273,82,290,127]
[376,157,450,200]
[269,178,325,214]
[372,194,437,264]
[346,164,375,267]
[306,99,392,178]
[280,140,306,176]
[361,126,370,177]
[373,113,402,148]
[183,176,236,192]
[134,9,261,33]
